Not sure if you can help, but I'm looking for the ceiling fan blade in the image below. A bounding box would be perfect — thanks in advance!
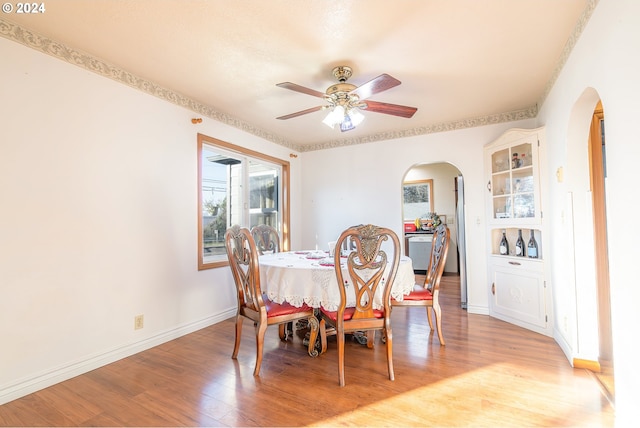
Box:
[276,82,326,98]
[362,100,417,118]
[276,105,324,120]
[350,74,401,100]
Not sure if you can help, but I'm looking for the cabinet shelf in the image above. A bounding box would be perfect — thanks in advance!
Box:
[487,134,540,224]
[490,227,542,259]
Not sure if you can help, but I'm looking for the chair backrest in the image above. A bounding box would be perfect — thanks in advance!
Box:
[251,224,281,255]
[424,224,451,294]
[333,224,401,320]
[225,225,264,312]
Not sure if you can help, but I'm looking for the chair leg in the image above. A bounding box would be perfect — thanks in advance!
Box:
[319,319,328,354]
[253,321,268,376]
[385,325,395,381]
[278,323,286,341]
[366,330,375,349]
[426,306,434,330]
[232,315,243,359]
[432,301,445,345]
[337,331,346,387]
[307,316,319,357]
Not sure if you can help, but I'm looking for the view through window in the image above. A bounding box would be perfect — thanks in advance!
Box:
[198,134,289,270]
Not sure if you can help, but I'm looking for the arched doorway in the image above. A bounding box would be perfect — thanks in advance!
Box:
[588,101,614,401]
[402,162,467,308]
[567,89,614,403]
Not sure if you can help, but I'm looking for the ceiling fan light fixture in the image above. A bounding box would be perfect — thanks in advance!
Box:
[322,105,345,128]
[349,107,365,127]
[276,65,417,128]
[337,107,364,132]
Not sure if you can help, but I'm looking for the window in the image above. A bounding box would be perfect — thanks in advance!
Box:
[198,133,290,270]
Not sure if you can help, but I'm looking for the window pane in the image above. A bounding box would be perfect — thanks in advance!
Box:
[249,160,280,231]
[201,145,242,264]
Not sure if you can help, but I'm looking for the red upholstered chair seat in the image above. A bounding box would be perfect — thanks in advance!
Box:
[398,284,434,301]
[320,306,385,321]
[264,298,313,317]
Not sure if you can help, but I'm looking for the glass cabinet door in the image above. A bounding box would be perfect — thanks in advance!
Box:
[490,142,535,220]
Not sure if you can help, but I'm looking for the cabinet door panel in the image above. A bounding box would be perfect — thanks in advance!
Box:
[485,129,541,225]
[492,267,546,329]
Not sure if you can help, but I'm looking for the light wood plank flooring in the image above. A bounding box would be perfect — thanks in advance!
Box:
[0,275,615,427]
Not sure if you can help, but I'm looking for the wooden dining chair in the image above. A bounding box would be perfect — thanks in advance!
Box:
[318,224,401,386]
[250,224,281,255]
[391,224,450,345]
[224,225,319,376]
[250,223,294,339]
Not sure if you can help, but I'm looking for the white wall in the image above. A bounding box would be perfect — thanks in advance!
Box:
[0,36,301,404]
[534,0,640,421]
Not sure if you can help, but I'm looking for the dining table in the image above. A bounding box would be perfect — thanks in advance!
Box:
[258,250,416,312]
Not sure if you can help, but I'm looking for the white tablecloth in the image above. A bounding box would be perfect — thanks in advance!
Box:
[258,251,415,311]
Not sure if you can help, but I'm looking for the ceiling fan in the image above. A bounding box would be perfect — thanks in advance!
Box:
[276,66,418,132]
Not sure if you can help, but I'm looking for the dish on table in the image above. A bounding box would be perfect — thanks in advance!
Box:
[305,252,326,259]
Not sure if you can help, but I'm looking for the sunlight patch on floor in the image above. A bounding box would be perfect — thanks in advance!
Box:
[308,362,613,427]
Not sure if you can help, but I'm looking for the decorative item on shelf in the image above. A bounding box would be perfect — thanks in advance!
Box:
[417,212,441,231]
[527,229,539,258]
[499,230,509,255]
[515,229,525,257]
[512,152,520,169]
[404,222,417,232]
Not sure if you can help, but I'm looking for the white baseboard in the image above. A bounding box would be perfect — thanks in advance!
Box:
[0,308,236,405]
[553,326,574,365]
[466,304,489,315]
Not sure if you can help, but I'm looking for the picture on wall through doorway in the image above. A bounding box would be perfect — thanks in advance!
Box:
[403,179,434,220]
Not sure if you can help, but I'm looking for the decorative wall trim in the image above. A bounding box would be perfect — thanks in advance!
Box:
[302,106,538,152]
[0,18,298,151]
[1,2,596,153]
[538,0,599,109]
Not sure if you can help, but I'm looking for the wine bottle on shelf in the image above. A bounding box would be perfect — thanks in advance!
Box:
[528,229,539,258]
[499,230,509,255]
[515,229,525,257]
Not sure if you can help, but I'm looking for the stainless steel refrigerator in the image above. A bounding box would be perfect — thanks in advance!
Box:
[455,175,468,309]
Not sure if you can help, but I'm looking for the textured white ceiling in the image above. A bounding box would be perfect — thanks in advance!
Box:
[1,0,592,151]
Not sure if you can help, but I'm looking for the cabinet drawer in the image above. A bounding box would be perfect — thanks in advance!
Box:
[489,255,543,272]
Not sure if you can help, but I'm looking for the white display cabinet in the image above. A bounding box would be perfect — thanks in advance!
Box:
[484,127,551,336]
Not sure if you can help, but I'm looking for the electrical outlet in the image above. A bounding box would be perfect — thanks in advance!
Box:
[134,314,144,330]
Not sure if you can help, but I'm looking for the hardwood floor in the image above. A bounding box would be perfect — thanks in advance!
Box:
[0,276,615,427]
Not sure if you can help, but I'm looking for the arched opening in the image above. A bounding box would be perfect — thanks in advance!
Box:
[588,101,614,401]
[402,162,467,308]
[566,88,614,402]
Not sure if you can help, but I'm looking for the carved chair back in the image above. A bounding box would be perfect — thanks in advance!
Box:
[225,225,264,313]
[334,224,401,324]
[251,224,281,255]
[424,224,450,295]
